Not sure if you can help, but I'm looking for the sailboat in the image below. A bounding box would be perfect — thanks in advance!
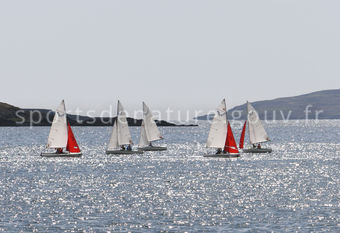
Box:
[204,99,240,158]
[239,101,272,153]
[40,100,82,157]
[106,100,143,155]
[138,102,167,151]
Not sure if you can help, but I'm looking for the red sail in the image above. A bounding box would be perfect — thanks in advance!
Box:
[224,122,240,154]
[66,123,81,153]
[239,121,247,149]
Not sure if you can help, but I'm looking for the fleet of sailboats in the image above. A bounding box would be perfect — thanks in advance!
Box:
[239,102,272,153]
[40,100,82,157]
[38,99,273,158]
[204,99,240,158]
[138,102,167,151]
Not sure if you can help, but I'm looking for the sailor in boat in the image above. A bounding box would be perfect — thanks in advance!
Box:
[149,142,153,147]
[120,145,125,151]
[216,148,222,154]
[56,148,63,154]
[257,144,261,149]
[253,144,256,148]
[127,144,132,151]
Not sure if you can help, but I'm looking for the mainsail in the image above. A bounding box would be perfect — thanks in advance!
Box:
[107,100,133,150]
[139,102,162,146]
[117,100,133,145]
[206,99,228,148]
[107,119,119,150]
[138,121,149,147]
[47,100,68,148]
[247,102,270,144]
[224,122,239,154]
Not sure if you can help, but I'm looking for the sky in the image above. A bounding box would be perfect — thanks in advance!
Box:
[1,0,339,118]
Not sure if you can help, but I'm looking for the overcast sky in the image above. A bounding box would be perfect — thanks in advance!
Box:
[1,0,339,117]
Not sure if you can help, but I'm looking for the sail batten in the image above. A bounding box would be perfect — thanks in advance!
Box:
[47,100,68,148]
[206,99,228,148]
[247,102,270,144]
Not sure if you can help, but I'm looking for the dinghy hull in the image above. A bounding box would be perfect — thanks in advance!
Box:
[243,148,272,153]
[138,146,167,151]
[40,152,82,157]
[106,150,144,155]
[204,153,240,158]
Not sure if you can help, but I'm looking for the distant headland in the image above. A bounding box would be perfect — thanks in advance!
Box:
[194,89,340,120]
[0,102,197,127]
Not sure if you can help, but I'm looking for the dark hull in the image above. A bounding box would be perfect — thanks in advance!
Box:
[243,148,272,153]
[138,146,167,151]
[204,153,240,158]
[106,150,144,155]
[40,152,82,157]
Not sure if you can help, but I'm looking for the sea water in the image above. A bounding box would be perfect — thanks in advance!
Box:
[0,121,339,232]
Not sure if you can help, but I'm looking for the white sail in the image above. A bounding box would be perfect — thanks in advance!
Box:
[47,100,68,148]
[117,100,133,145]
[138,121,149,147]
[206,99,228,148]
[142,102,162,142]
[247,102,270,144]
[107,120,119,150]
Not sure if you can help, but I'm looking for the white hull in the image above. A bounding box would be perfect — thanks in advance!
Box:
[138,146,167,151]
[204,153,240,158]
[106,150,144,155]
[40,152,82,157]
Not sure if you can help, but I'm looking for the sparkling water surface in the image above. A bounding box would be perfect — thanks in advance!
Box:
[0,121,339,232]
